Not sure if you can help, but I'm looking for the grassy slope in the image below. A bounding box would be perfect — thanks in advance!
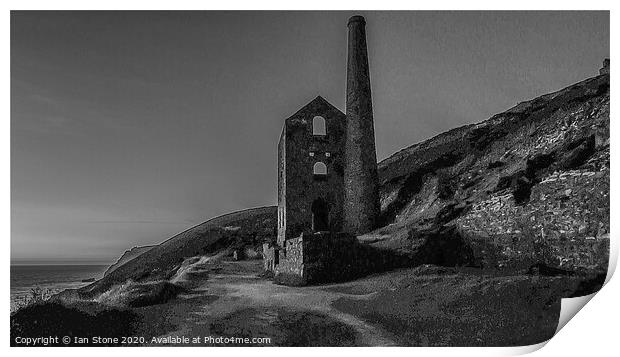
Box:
[104,245,156,276]
[80,206,276,296]
[329,265,579,346]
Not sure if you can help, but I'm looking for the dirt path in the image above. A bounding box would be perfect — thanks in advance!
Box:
[221,277,397,346]
[161,272,398,346]
[142,262,575,347]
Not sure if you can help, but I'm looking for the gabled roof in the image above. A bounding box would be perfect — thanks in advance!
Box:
[285,96,345,123]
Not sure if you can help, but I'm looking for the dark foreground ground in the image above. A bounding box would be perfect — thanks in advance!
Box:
[11,260,603,347]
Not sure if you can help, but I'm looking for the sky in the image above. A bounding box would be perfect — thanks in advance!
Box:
[11,11,609,264]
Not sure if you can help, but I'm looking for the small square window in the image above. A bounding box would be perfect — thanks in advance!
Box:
[309,152,315,157]
[325,152,331,157]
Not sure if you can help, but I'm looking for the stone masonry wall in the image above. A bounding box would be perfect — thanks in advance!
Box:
[343,16,381,235]
[456,168,609,271]
[273,232,410,285]
[276,236,304,278]
[262,243,277,272]
[277,126,287,246]
[282,97,347,241]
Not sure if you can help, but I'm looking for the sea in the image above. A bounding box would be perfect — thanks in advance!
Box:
[10,264,108,311]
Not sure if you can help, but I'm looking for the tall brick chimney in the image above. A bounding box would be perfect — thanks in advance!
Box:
[343,15,380,235]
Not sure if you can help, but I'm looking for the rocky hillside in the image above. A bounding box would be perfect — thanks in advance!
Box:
[369,65,609,273]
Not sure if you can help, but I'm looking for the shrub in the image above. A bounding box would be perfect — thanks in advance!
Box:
[11,286,55,312]
[10,301,139,346]
[436,169,455,200]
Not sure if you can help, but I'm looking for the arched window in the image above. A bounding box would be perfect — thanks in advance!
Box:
[313,162,327,175]
[313,116,326,136]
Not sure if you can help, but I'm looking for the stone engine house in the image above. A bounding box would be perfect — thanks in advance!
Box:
[263,16,380,285]
[276,97,347,247]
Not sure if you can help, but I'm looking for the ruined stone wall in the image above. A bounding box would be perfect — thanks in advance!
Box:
[283,97,346,239]
[277,127,287,246]
[276,236,304,276]
[274,233,330,285]
[274,232,409,285]
[262,243,276,271]
[456,168,609,272]
[301,233,381,283]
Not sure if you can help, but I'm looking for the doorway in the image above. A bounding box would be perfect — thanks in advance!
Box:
[311,198,329,232]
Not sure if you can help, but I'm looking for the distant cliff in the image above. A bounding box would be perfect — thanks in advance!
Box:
[104,245,156,277]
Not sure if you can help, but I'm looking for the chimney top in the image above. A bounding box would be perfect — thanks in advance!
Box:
[348,15,365,26]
